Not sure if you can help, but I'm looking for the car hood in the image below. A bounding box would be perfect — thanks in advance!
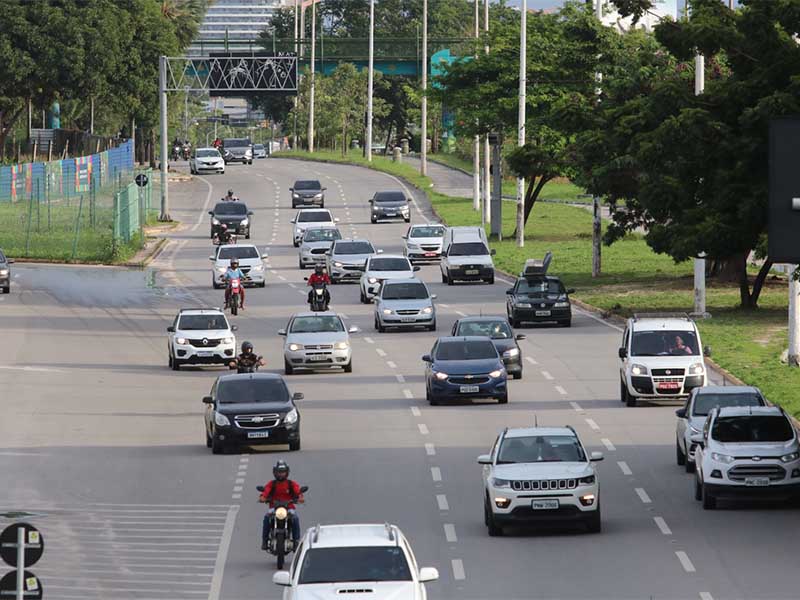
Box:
[711,441,797,456]
[447,256,493,266]
[285,332,348,346]
[176,328,231,339]
[293,582,419,600]
[366,270,414,280]
[216,401,292,416]
[374,201,408,209]
[380,298,432,311]
[301,241,335,251]
[407,237,442,245]
[197,157,222,163]
[214,258,262,268]
[492,462,593,479]
[332,254,371,265]
[433,358,502,375]
[628,355,703,370]
[295,190,323,197]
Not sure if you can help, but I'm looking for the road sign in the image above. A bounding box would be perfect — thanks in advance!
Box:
[135,174,149,188]
[769,117,800,263]
[0,524,43,568]
[0,571,42,599]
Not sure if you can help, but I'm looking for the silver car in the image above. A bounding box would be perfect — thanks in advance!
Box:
[299,226,342,269]
[374,278,437,332]
[280,312,359,374]
[403,224,445,262]
[326,239,380,283]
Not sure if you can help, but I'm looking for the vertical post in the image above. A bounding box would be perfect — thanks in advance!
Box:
[472,0,480,212]
[16,526,24,600]
[90,97,95,134]
[131,116,136,166]
[366,0,375,162]
[482,0,491,224]
[490,139,502,240]
[420,0,428,176]
[309,0,316,153]
[789,269,800,366]
[27,98,32,139]
[516,0,526,248]
[591,0,603,277]
[72,194,84,260]
[159,55,170,221]
[693,52,706,316]
[293,0,299,150]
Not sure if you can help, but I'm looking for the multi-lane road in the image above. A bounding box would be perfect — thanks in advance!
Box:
[2,158,799,599]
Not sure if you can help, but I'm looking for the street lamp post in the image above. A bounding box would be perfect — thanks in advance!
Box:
[366,0,375,162]
[420,0,428,176]
[482,0,491,224]
[309,0,316,153]
[516,0,526,248]
[472,0,480,212]
[293,0,299,149]
[693,53,708,317]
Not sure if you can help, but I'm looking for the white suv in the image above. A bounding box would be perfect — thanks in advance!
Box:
[619,313,710,407]
[694,406,800,509]
[272,523,439,599]
[478,426,603,536]
[166,308,237,370]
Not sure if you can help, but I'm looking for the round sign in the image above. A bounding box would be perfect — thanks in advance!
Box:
[0,524,43,568]
[135,173,149,187]
[0,570,43,599]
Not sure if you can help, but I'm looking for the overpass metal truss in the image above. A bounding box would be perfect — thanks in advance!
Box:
[163,55,298,92]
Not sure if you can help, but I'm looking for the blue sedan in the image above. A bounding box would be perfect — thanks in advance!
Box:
[422,336,508,405]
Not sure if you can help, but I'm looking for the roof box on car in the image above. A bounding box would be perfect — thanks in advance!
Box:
[522,252,552,278]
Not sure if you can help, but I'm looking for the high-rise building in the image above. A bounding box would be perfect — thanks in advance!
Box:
[189,0,289,54]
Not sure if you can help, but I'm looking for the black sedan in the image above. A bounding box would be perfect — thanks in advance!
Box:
[506,275,574,328]
[451,316,525,379]
[203,373,302,454]
[422,336,508,405]
[369,190,411,223]
[209,202,253,239]
[291,180,326,208]
[0,249,12,294]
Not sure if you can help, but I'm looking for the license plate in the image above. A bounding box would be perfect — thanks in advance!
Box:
[424,252,437,257]
[745,477,770,487]
[465,269,479,275]
[401,317,417,322]
[308,355,328,362]
[535,310,551,317]
[197,351,213,357]
[532,499,559,510]
[460,385,480,393]
[658,382,680,391]
[385,212,396,217]
[247,431,269,439]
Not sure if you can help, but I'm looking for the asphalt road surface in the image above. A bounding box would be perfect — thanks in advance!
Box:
[2,157,798,600]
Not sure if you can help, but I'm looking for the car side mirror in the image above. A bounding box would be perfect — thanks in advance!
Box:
[202,396,213,404]
[413,266,421,272]
[618,347,627,359]
[208,211,214,215]
[348,326,360,333]
[278,328,287,336]
[292,392,304,401]
[322,187,327,191]
[418,567,439,583]
[261,254,269,259]
[376,249,384,254]
[303,277,309,281]
[247,211,253,216]
[272,571,291,587]
[289,187,294,192]
[515,334,526,340]
[477,454,492,465]
[704,346,711,357]
[334,218,340,222]
[421,354,431,363]
[7,259,13,264]
[209,256,215,261]
[590,451,604,462]
[675,408,687,418]
[401,235,407,240]
[167,326,175,332]
[490,249,496,256]
[256,485,265,492]
[299,485,309,493]
[505,289,514,295]
[407,198,412,203]
[231,325,238,331]
[290,219,295,223]
[567,288,576,294]
[430,294,437,300]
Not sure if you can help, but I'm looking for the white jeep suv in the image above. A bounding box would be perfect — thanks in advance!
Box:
[166,308,237,370]
[478,426,603,535]
[619,313,710,407]
[272,523,438,599]
[694,406,800,509]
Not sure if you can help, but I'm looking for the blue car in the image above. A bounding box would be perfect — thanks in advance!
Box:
[422,336,508,405]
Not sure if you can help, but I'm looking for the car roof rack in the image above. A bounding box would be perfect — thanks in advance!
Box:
[310,524,321,547]
[384,523,396,544]
[632,312,691,321]
[521,252,552,278]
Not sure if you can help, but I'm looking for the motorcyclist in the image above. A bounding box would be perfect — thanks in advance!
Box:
[306,265,331,308]
[259,460,304,550]
[229,341,264,372]
[215,223,233,244]
[222,189,238,202]
[224,258,246,310]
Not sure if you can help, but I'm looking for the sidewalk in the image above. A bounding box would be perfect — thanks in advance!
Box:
[404,155,475,198]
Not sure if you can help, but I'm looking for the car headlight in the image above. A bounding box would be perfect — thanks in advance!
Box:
[689,425,702,435]
[240,218,249,226]
[368,277,378,284]
[252,264,263,272]
[631,364,648,376]
[502,348,520,358]
[434,371,448,380]
[422,306,433,314]
[335,341,349,350]
[489,369,504,378]
[382,308,393,315]
[688,362,704,375]
[211,218,220,225]
[0,269,8,276]
[216,267,227,273]
[245,150,252,157]
[781,452,800,463]
[334,261,343,268]
[219,337,232,345]
[711,452,734,464]
[578,474,596,485]
[214,412,230,427]
[175,337,187,345]
[491,477,511,489]
[554,301,570,308]
[515,302,532,308]
[288,343,304,351]
[284,408,299,425]
[314,193,323,199]
[406,243,419,249]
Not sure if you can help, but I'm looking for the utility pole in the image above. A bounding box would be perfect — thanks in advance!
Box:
[592,0,603,278]
[472,0,480,212]
[790,269,800,366]
[366,0,375,162]
[420,0,428,176]
[516,0,526,248]
[693,52,707,316]
[308,0,316,153]
[158,55,170,221]
[482,0,491,224]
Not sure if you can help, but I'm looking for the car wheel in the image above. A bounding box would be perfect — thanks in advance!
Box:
[2,287,8,294]
[685,455,696,474]
[446,272,454,286]
[245,231,250,240]
[427,320,436,332]
[211,435,223,455]
[289,439,301,451]
[171,354,181,371]
[343,360,353,373]
[426,387,438,406]
[486,274,495,285]
[512,370,522,380]
[168,353,174,369]
[292,203,297,209]
[694,475,702,501]
[284,359,294,375]
[212,279,221,290]
[299,259,304,269]
[320,202,324,208]
[497,393,508,405]
[404,217,410,223]
[586,503,602,534]
[377,319,386,333]
[360,289,369,304]
[620,380,627,403]
[486,500,503,537]
[206,428,212,448]
[441,271,447,284]
[626,390,637,407]
[561,319,572,328]
[676,442,686,466]
[701,483,717,510]
[293,240,299,248]
[371,217,377,224]
[258,281,265,288]
[511,317,521,328]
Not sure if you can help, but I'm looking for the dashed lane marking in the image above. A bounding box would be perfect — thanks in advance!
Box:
[635,487,652,504]
[376,348,387,357]
[431,467,442,482]
[541,371,554,380]
[411,407,421,417]
[699,593,714,600]
[451,559,465,580]
[425,443,436,456]
[443,523,457,543]
[418,424,429,435]
[555,385,568,395]
[525,356,538,365]
[675,551,696,573]
[403,389,414,399]
[601,438,616,451]
[455,310,467,317]
[585,418,600,431]
[654,517,672,535]
[364,337,375,344]
[395,374,406,383]
[288,283,296,288]
[439,303,450,308]
[436,495,449,511]
[386,360,397,369]
[569,401,583,412]
[617,461,632,475]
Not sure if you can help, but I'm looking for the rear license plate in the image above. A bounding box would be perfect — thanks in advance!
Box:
[465,269,479,275]
[460,385,480,393]
[745,477,770,487]
[658,382,680,391]
[532,499,559,510]
[197,351,213,357]
[535,310,551,317]
[247,431,269,439]
[401,317,417,322]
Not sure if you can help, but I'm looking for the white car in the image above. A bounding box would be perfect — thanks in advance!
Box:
[272,523,438,599]
[291,209,338,247]
[403,224,445,262]
[298,226,342,269]
[279,312,359,374]
[478,426,603,536]
[167,308,237,370]
[326,239,379,283]
[210,244,268,289]
[359,254,418,303]
[694,406,800,509]
[189,147,225,174]
[253,143,268,158]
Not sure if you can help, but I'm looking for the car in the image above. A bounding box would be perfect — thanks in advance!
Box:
[253,143,268,159]
[209,201,253,239]
[203,373,302,454]
[369,190,411,223]
[506,275,574,328]
[693,406,800,509]
[478,426,603,536]
[167,308,237,370]
[222,137,253,164]
[291,180,326,208]
[0,249,12,293]
[359,254,418,303]
[403,224,445,262]
[451,316,525,379]
[280,312,359,374]
[189,147,225,174]
[676,386,766,473]
[619,313,710,407]
[326,239,379,283]
[422,336,508,405]
[272,523,438,598]
[298,226,342,269]
[374,278,436,332]
[210,244,268,289]
[439,226,496,285]
[291,209,338,247]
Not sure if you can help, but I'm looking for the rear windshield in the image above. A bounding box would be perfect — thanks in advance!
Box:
[216,378,290,404]
[334,242,374,255]
[303,228,341,242]
[224,138,250,147]
[369,258,410,271]
[196,149,220,158]
[712,415,794,443]
[457,320,512,339]
[295,180,322,190]
[516,278,565,295]
[382,282,428,300]
[178,314,229,330]
[374,191,406,203]
[449,242,489,256]
[410,226,444,238]
[692,393,764,417]
[218,246,259,260]
[631,330,699,357]
[298,547,411,584]
[214,203,247,215]
[498,435,586,464]
[435,340,497,361]
[298,211,332,223]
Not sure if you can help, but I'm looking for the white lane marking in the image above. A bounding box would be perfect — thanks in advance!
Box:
[395,374,406,383]
[232,486,242,493]
[403,389,414,399]
[208,505,238,600]
[0,366,64,373]
[676,551,696,573]
[386,360,397,369]
[418,423,429,435]
[443,523,458,543]
[234,478,244,484]
[278,275,286,281]
[425,443,436,456]
[617,461,632,475]
[240,457,249,462]
[699,593,714,600]
[190,175,215,232]
[431,467,442,482]
[288,283,297,288]
[569,401,583,412]
[376,348,387,357]
[298,290,306,296]
[436,494,449,510]
[455,310,467,317]
[364,337,374,344]
[555,385,568,395]
[411,406,421,417]
[541,371,554,380]
[231,493,241,500]
[585,418,600,431]
[635,487,652,504]
[525,356,538,365]
[601,438,616,451]
[439,303,450,308]
[451,559,465,580]
[654,516,672,535]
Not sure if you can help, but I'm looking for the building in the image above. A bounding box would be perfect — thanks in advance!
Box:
[189,0,289,55]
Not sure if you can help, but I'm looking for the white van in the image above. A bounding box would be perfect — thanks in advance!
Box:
[440,226,496,285]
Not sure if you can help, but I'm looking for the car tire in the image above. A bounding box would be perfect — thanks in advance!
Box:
[211,435,223,455]
[446,272,454,286]
[701,483,716,510]
[212,280,222,290]
[511,317,521,329]
[404,217,410,223]
[360,289,369,304]
[344,360,353,373]
[284,359,294,375]
[694,475,702,501]
[292,203,297,209]
[371,217,377,224]
[320,202,324,208]
[427,320,436,332]
[377,319,386,333]
[487,274,495,285]
[206,429,212,448]
[293,240,299,248]
[586,503,602,534]
[561,319,572,328]
[246,232,250,240]
[441,271,447,284]
[626,391,637,407]
[299,259,304,269]
[289,439,301,451]
[427,387,439,406]
[685,455,696,474]
[620,380,628,403]
[168,353,174,369]
[485,500,503,537]
[2,287,8,294]
[512,371,522,380]
[258,281,266,288]
[497,394,508,405]
[171,354,181,371]
[676,442,686,466]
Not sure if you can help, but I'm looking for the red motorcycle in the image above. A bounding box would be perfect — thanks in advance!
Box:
[227,278,242,316]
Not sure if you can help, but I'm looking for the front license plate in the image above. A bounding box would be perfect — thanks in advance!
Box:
[385,212,396,217]
[532,499,559,510]
[401,317,417,322]
[535,310,551,317]
[247,431,269,439]
[658,382,680,391]
[197,351,213,357]
[465,269,479,275]
[460,385,480,393]
[308,355,328,362]
[745,477,770,487]
[424,252,437,257]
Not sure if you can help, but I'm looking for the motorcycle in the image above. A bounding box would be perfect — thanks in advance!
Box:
[257,484,309,569]
[306,280,329,312]
[213,231,237,246]
[226,278,243,316]
[229,356,263,373]
[172,144,182,161]
[182,144,192,160]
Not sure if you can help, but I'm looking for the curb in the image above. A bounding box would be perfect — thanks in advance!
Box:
[122,236,168,268]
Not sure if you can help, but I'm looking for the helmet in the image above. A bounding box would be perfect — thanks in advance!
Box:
[230,259,239,268]
[227,189,234,197]
[241,341,253,354]
[314,264,324,275]
[273,460,289,480]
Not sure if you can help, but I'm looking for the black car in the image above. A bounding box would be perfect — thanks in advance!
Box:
[291,180,326,208]
[369,190,411,223]
[423,336,508,405]
[203,373,302,454]
[0,249,12,294]
[506,275,574,328]
[222,137,253,164]
[209,202,253,239]
[451,316,525,379]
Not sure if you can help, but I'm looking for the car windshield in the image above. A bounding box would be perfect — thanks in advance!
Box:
[515,278,564,295]
[196,149,219,158]
[457,320,512,339]
[298,211,332,223]
[214,203,247,215]
[382,282,428,300]
[216,379,290,404]
[631,330,699,357]
[497,435,586,464]
[298,547,412,584]
[178,315,228,330]
[374,191,406,203]
[304,228,341,242]
[218,246,259,260]
[369,258,410,271]
[224,138,249,147]
[435,341,497,361]
[712,415,794,443]
[253,144,264,150]
[410,226,444,238]
[294,180,322,190]
[335,242,374,255]
[693,393,764,417]
[449,242,489,256]
[289,316,344,333]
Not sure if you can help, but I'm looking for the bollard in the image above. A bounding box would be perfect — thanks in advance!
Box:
[400,138,409,154]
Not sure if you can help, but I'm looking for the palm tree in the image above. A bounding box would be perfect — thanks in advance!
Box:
[161,0,211,51]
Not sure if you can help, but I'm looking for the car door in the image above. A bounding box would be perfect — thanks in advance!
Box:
[205,380,218,433]
[620,326,630,381]
[676,392,693,451]
[426,341,438,383]
[450,320,460,336]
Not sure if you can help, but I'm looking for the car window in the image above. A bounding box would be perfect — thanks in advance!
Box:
[216,379,290,404]
[178,315,229,330]
[497,435,586,464]
[448,242,489,256]
[303,228,341,242]
[631,330,699,357]
[692,393,764,417]
[253,144,264,150]
[223,138,250,147]
[712,415,793,443]
[289,316,344,333]
[290,542,304,576]
[381,282,428,300]
[457,320,512,339]
[515,278,565,295]
[298,211,332,223]
[0,250,6,262]
[374,191,406,203]
[214,203,248,215]
[410,226,444,238]
[294,180,322,190]
[435,340,498,361]
[369,258,410,271]
[196,149,220,158]
[334,242,374,255]
[298,547,412,584]
[218,246,259,260]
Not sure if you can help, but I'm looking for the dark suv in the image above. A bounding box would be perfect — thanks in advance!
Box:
[291,180,326,208]
[0,249,12,294]
[506,275,574,328]
[209,202,253,239]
